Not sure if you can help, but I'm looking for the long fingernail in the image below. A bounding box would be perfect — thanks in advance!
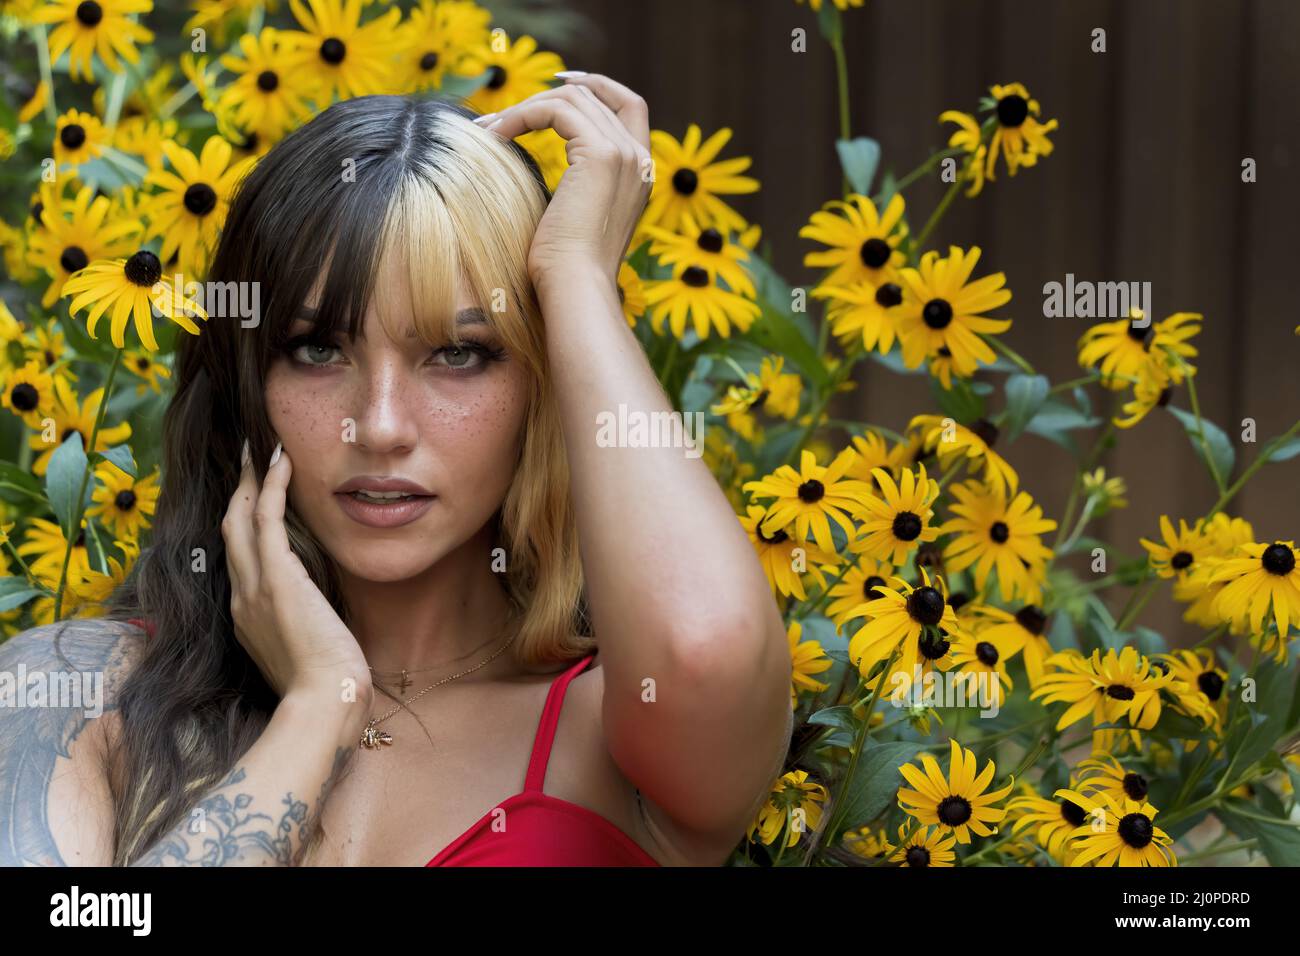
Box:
[241,439,250,467]
[554,70,586,78]
[269,441,282,467]
[472,112,497,125]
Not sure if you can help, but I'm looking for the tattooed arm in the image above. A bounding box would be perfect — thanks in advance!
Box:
[0,618,144,866]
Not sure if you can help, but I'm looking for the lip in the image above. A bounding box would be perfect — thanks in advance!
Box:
[334,491,435,529]
[334,475,434,495]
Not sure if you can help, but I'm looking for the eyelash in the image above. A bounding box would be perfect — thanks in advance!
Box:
[279,335,508,373]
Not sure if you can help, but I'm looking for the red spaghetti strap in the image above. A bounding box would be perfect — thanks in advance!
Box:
[126,617,156,639]
[523,654,595,793]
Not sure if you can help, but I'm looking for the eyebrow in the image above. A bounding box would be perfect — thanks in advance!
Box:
[290,306,490,338]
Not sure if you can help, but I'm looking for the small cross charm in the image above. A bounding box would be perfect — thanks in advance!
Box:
[360,721,393,749]
[397,669,412,695]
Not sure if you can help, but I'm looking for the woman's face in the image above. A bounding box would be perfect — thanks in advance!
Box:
[263,255,531,583]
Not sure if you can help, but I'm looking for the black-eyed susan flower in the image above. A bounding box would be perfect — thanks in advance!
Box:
[842,429,893,486]
[1006,783,1086,864]
[1032,646,1174,733]
[896,245,1011,377]
[1140,515,1212,582]
[711,355,801,424]
[24,377,132,476]
[748,770,828,849]
[787,619,832,709]
[822,553,893,630]
[615,261,647,328]
[87,462,159,540]
[642,263,761,340]
[27,185,140,308]
[1080,468,1127,515]
[1155,649,1225,736]
[841,825,891,863]
[940,479,1056,604]
[53,109,110,168]
[1,360,56,428]
[645,124,759,235]
[849,463,940,565]
[61,249,208,351]
[810,276,904,356]
[842,569,967,687]
[907,414,1018,496]
[1211,540,1300,661]
[1053,788,1176,867]
[144,137,256,278]
[981,83,1058,180]
[35,0,154,83]
[217,27,319,141]
[947,628,1014,708]
[282,0,403,102]
[1112,357,1175,428]
[898,737,1014,845]
[460,31,563,115]
[644,215,756,297]
[743,447,873,555]
[122,346,171,394]
[963,602,1053,689]
[740,504,839,600]
[1077,310,1201,390]
[800,193,907,288]
[20,322,79,383]
[887,824,956,867]
[1075,753,1154,806]
[14,515,93,581]
[395,0,491,93]
[938,110,989,197]
[1176,512,1255,628]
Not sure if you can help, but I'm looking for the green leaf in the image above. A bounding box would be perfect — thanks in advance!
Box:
[929,375,984,424]
[1218,801,1300,866]
[835,138,881,197]
[0,460,46,506]
[92,444,137,478]
[830,740,924,841]
[44,431,88,540]
[1001,374,1050,442]
[1167,406,1236,485]
[806,705,857,733]
[0,578,45,613]
[1265,436,1300,463]
[742,298,831,389]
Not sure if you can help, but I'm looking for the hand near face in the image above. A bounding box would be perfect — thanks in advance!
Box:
[474,73,652,294]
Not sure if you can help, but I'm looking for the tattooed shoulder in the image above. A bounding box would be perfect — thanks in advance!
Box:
[0,617,147,867]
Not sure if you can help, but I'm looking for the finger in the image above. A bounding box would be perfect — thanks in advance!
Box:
[570,82,642,159]
[558,74,650,149]
[252,440,299,590]
[223,438,259,595]
[477,90,607,150]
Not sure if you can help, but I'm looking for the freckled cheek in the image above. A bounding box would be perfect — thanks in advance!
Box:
[265,374,351,501]
[424,378,528,492]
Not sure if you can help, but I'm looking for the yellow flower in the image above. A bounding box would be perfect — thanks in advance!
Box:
[743,447,873,555]
[218,27,320,141]
[787,619,832,709]
[898,737,1014,844]
[748,770,828,849]
[739,504,839,601]
[1032,647,1174,733]
[887,824,957,867]
[395,0,491,93]
[896,245,1012,378]
[941,480,1056,604]
[1053,788,1176,867]
[62,249,209,351]
[1,360,56,429]
[810,276,904,355]
[907,413,1018,495]
[88,462,160,541]
[53,109,110,169]
[461,32,564,115]
[1211,540,1300,662]
[1078,310,1201,391]
[646,124,759,235]
[26,184,140,308]
[25,377,132,477]
[938,110,989,197]
[982,82,1058,180]
[34,0,154,84]
[282,0,404,102]
[801,193,907,288]
[849,462,940,566]
[615,261,646,329]
[642,264,761,340]
[842,568,966,688]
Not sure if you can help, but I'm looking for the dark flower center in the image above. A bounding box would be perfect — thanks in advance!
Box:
[970,418,999,447]
[1106,684,1136,701]
[671,167,698,196]
[256,70,279,92]
[1157,387,1173,407]
[1261,543,1295,576]
[874,282,902,308]
[136,357,150,371]
[419,51,439,72]
[757,523,788,545]
[919,630,950,660]
[1127,324,1152,345]
[862,575,886,601]
[114,489,137,511]
[1117,812,1154,848]
[124,250,162,287]
[752,389,769,407]
[1197,670,1224,701]
[31,201,44,223]
[903,845,931,867]
[996,93,1029,127]
[797,478,825,503]
[859,237,892,269]
[906,586,945,626]
[681,265,709,288]
[1014,605,1046,635]
[60,246,89,274]
[975,641,999,666]
[60,124,86,150]
[1060,799,1087,827]
[922,298,953,330]
[947,591,969,611]
[10,383,39,411]
[320,37,347,64]
[989,521,1010,544]
[183,182,218,216]
[892,511,922,541]
[937,795,972,826]
[697,227,723,253]
[1170,550,1194,570]
[485,64,507,89]
[1122,772,1149,801]
[75,1,103,27]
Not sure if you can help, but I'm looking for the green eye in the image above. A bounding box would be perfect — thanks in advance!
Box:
[437,346,477,369]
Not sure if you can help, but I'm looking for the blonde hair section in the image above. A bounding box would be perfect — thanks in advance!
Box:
[371,109,590,669]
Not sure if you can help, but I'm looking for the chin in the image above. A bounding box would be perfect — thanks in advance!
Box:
[332,543,449,583]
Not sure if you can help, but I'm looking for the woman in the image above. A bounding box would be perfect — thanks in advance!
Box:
[0,75,793,867]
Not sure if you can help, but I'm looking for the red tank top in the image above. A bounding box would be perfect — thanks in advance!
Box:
[126,620,659,867]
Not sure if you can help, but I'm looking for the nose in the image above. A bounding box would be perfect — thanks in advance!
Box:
[350,354,420,454]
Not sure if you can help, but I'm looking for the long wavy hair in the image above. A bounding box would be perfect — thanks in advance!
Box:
[100,94,591,865]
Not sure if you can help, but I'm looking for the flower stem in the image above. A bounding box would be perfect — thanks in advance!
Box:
[1114,576,1158,632]
[982,333,1036,375]
[1205,417,1300,519]
[1184,369,1226,493]
[912,177,963,258]
[30,26,58,124]
[890,147,966,195]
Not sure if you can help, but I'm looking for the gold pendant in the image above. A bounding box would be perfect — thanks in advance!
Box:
[397,669,412,695]
[360,721,393,749]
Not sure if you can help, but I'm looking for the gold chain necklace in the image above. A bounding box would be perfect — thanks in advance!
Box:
[359,632,518,750]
